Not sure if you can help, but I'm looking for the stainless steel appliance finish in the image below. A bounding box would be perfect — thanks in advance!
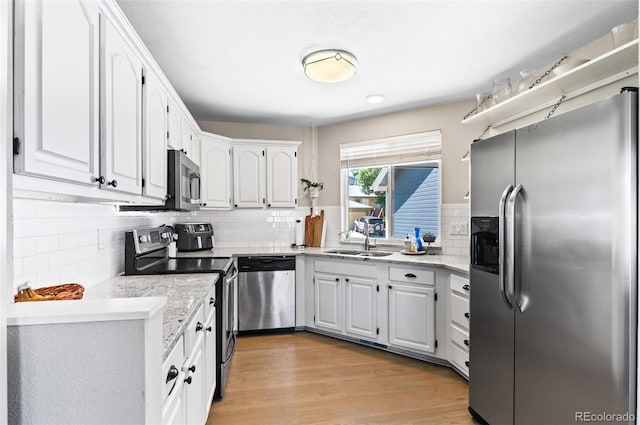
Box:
[217,261,238,399]
[468,90,637,424]
[174,223,214,252]
[119,150,200,211]
[237,256,296,332]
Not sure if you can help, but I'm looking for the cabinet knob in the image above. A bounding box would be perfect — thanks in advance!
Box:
[165,365,179,383]
[188,365,196,373]
[465,361,470,367]
[462,284,470,291]
[234,204,238,208]
[94,176,105,184]
[196,322,204,332]
[107,179,118,188]
[202,203,207,206]
[206,326,212,332]
[464,312,470,319]
[464,339,470,346]
[184,376,192,385]
[335,277,339,282]
[345,278,349,282]
[209,297,215,306]
[267,203,271,207]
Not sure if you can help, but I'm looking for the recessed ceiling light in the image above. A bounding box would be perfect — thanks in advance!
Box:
[302,49,357,83]
[366,94,386,104]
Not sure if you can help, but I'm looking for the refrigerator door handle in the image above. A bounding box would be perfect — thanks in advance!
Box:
[506,184,527,312]
[499,184,515,309]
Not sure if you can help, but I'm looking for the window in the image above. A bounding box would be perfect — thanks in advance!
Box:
[340,131,441,243]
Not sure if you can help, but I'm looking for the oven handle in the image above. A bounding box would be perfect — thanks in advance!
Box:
[225,267,238,283]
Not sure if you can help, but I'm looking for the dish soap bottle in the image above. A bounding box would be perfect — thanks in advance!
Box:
[404,234,411,251]
[414,227,423,251]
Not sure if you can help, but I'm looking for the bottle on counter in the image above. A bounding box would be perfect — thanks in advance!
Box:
[414,227,423,251]
[404,234,411,251]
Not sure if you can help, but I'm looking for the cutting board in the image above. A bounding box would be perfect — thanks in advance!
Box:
[305,210,324,247]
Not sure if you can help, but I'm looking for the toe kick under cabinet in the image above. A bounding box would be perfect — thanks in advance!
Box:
[448,273,470,378]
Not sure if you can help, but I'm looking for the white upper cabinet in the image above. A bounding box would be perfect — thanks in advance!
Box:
[232,141,300,208]
[167,99,182,151]
[100,14,143,195]
[14,0,100,185]
[233,145,266,208]
[266,146,298,208]
[143,70,167,200]
[200,135,232,209]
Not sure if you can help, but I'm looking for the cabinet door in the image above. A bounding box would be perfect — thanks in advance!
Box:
[204,310,216,407]
[233,145,265,208]
[101,16,143,195]
[15,0,99,185]
[189,137,201,167]
[167,100,181,150]
[266,146,298,208]
[314,273,342,332]
[388,282,436,354]
[143,71,167,200]
[200,138,232,209]
[183,334,206,425]
[345,276,377,340]
[162,374,186,425]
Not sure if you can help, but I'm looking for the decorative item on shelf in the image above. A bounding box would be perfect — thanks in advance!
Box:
[490,78,512,106]
[475,92,490,113]
[14,281,85,302]
[422,232,437,255]
[612,21,637,49]
[517,68,537,94]
[301,178,323,198]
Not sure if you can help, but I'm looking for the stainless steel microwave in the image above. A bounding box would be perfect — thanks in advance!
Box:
[119,149,200,212]
[167,149,201,211]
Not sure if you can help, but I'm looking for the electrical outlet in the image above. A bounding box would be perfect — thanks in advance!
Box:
[98,228,106,249]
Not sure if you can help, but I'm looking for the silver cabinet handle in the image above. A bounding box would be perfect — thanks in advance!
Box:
[499,184,514,309]
[506,184,523,312]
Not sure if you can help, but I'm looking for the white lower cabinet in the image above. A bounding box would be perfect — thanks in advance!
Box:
[312,260,379,343]
[344,276,378,340]
[163,284,217,425]
[388,281,436,354]
[448,274,470,378]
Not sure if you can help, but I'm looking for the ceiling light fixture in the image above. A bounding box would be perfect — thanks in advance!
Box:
[302,49,357,83]
[366,94,386,104]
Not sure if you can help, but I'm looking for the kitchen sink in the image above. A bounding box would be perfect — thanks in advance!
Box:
[323,249,394,257]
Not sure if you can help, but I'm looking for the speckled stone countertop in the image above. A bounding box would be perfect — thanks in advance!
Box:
[85,273,218,359]
[177,246,470,276]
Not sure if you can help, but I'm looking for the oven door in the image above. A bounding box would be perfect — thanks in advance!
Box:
[220,263,238,397]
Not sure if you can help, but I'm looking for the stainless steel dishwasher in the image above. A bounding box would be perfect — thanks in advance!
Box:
[237,256,295,333]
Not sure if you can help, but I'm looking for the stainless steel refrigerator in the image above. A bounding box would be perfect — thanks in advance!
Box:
[468,89,638,425]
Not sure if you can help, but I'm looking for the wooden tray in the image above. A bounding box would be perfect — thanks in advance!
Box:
[400,249,427,255]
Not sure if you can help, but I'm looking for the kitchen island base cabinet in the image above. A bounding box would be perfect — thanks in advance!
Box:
[314,273,342,332]
[7,298,165,425]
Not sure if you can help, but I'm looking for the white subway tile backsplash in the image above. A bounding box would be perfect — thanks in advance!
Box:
[35,236,59,254]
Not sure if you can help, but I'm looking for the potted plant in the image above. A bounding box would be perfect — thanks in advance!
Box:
[301,178,324,198]
[422,232,437,243]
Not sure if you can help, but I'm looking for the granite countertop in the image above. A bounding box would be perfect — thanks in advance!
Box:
[84,273,218,359]
[177,246,470,275]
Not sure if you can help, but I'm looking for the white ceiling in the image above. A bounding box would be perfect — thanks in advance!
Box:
[117,0,637,126]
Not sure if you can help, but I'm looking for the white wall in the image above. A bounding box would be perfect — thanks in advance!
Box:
[12,199,187,290]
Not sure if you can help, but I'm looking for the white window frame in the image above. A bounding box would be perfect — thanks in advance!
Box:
[339,131,442,247]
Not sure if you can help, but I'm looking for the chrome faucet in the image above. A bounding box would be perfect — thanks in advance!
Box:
[363,219,376,251]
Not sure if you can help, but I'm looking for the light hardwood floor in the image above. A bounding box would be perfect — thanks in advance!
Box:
[207,332,476,425]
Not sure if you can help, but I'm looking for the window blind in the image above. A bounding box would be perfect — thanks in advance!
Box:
[339,130,442,168]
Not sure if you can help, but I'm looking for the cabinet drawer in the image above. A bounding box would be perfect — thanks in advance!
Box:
[450,292,470,329]
[449,342,469,377]
[184,304,205,355]
[450,274,470,297]
[389,266,434,285]
[162,335,184,402]
[204,283,216,319]
[450,323,470,353]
